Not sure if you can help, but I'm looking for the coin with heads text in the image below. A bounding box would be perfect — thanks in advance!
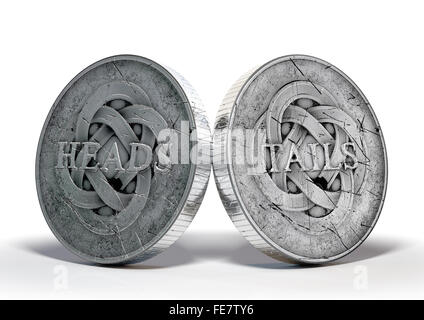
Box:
[36,55,211,264]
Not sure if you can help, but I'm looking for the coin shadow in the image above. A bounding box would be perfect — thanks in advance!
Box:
[19,239,195,269]
[332,237,407,265]
[19,232,407,270]
[228,236,408,269]
[173,232,308,269]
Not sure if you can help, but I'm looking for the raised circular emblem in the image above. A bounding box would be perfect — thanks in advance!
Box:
[213,55,387,263]
[36,55,211,264]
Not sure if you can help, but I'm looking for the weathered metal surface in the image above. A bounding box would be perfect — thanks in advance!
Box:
[36,55,211,264]
[213,55,387,263]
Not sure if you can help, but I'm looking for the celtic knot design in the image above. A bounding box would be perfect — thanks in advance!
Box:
[255,81,367,223]
[57,81,168,226]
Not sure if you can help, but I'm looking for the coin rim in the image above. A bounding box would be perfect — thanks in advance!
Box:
[213,54,388,264]
[36,54,211,264]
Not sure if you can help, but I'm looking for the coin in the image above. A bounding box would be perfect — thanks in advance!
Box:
[36,55,211,264]
[213,55,387,264]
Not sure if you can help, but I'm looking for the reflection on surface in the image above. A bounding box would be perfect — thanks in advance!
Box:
[0,231,421,299]
[21,231,406,268]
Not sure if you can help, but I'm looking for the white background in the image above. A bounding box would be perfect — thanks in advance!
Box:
[0,0,423,299]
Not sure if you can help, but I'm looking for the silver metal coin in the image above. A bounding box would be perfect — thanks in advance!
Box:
[36,55,210,264]
[213,55,387,264]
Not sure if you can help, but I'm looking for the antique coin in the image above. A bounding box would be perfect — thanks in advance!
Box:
[36,55,210,264]
[213,55,387,263]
